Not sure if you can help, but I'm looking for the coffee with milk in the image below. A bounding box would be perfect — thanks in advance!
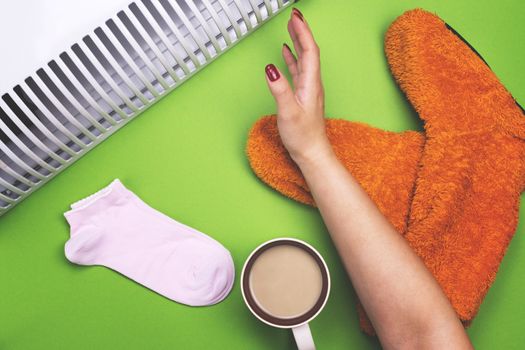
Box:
[248,244,323,319]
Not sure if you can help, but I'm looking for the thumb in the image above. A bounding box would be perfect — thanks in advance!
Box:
[265,64,296,113]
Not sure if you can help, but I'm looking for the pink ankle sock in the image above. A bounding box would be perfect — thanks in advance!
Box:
[64,179,234,306]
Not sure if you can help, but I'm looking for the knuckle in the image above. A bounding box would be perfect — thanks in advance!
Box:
[304,44,316,53]
[303,44,320,57]
[308,43,320,55]
[273,84,288,95]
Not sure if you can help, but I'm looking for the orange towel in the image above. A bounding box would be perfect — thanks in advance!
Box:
[246,9,525,335]
[247,116,424,235]
[386,8,525,329]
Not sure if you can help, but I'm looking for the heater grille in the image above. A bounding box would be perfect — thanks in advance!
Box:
[0,0,295,216]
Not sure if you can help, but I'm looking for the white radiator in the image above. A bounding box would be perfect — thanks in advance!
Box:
[0,0,296,216]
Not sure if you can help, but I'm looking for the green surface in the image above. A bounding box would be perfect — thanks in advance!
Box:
[1,0,524,348]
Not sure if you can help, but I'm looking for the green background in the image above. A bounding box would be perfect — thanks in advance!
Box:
[1,0,524,348]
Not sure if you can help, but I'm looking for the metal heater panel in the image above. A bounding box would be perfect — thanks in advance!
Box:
[0,0,295,216]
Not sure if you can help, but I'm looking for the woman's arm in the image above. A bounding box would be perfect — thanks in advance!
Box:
[264,9,473,349]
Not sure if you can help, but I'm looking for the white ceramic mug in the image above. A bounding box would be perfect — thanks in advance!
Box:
[241,238,331,350]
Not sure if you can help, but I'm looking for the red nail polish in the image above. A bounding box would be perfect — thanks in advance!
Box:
[292,7,304,21]
[265,64,280,82]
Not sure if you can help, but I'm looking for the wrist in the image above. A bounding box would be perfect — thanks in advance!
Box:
[292,143,338,172]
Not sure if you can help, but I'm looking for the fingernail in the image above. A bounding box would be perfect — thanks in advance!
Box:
[265,64,280,82]
[292,7,304,21]
[283,43,291,52]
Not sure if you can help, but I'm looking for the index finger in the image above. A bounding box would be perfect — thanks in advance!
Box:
[289,10,321,88]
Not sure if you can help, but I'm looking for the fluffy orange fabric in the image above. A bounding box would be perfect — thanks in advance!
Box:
[246,8,525,335]
[386,8,525,326]
[247,116,424,233]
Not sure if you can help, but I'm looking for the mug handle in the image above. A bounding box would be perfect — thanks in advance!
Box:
[292,323,316,350]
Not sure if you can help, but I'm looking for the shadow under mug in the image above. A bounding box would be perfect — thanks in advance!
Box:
[241,238,331,350]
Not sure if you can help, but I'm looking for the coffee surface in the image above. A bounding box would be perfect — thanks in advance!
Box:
[249,244,323,319]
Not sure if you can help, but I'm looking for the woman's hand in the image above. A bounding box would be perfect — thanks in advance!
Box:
[264,8,333,167]
[262,8,473,349]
